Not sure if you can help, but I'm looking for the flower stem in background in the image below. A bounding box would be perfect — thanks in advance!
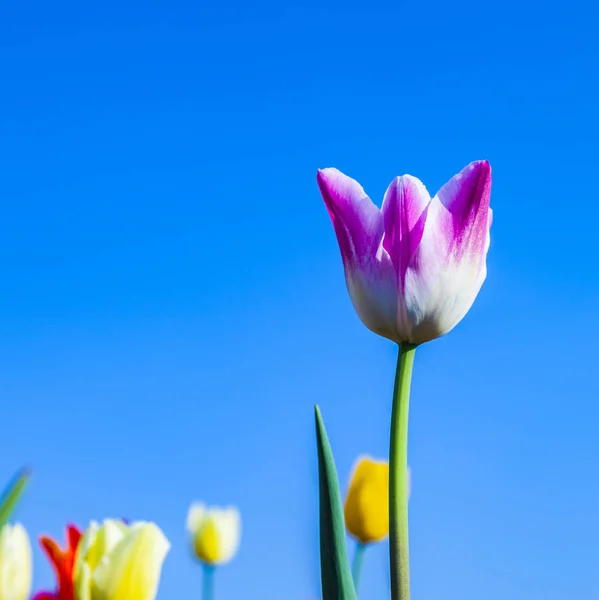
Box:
[389,344,416,600]
[351,542,366,592]
[203,565,215,600]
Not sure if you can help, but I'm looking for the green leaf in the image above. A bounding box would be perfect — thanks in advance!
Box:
[315,405,357,600]
[0,468,30,530]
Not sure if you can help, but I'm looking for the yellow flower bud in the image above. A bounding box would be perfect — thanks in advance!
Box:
[187,504,241,566]
[344,456,410,545]
[73,519,170,600]
[0,523,32,600]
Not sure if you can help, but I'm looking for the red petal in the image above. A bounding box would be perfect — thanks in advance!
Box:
[39,536,66,578]
[66,525,82,553]
[38,526,81,600]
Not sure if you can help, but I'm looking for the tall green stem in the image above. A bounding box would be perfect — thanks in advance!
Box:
[351,542,366,592]
[389,343,416,600]
[203,565,215,600]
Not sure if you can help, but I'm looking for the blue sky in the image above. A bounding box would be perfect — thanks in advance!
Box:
[1,0,598,599]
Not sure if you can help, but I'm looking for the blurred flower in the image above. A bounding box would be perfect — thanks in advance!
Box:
[317,161,492,345]
[73,519,169,600]
[33,524,82,600]
[187,504,241,566]
[344,457,411,545]
[0,522,32,600]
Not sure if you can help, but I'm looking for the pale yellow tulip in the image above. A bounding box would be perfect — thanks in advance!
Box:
[187,504,241,566]
[73,519,169,600]
[0,523,32,600]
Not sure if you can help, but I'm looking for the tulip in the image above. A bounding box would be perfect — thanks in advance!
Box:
[0,523,32,600]
[344,456,390,545]
[33,524,82,600]
[73,519,170,600]
[187,504,241,600]
[317,160,492,346]
[187,504,241,566]
[318,161,493,600]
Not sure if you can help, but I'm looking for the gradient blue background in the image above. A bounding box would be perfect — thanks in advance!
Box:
[1,0,598,598]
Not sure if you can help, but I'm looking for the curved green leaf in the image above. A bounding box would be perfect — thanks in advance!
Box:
[0,467,30,529]
[315,406,357,600]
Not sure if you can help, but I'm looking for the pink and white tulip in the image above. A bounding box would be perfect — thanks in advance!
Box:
[317,161,492,345]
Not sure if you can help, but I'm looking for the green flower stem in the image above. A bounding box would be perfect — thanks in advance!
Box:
[203,565,215,600]
[351,542,366,592]
[389,343,416,600]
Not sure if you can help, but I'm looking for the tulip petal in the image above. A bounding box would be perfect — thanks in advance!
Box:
[92,523,170,600]
[404,161,492,343]
[67,525,82,554]
[39,536,64,574]
[73,521,99,585]
[74,562,92,600]
[85,520,125,575]
[434,160,492,263]
[214,508,241,564]
[317,168,382,270]
[193,517,221,565]
[380,176,432,340]
[39,536,72,596]
[38,526,81,600]
[0,524,32,600]
[317,168,399,341]
[186,503,207,536]
[381,175,431,287]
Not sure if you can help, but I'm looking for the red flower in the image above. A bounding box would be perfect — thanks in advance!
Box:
[33,525,82,600]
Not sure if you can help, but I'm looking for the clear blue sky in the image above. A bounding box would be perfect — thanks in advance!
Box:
[1,0,598,599]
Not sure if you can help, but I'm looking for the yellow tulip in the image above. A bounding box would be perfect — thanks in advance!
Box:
[344,456,411,545]
[73,519,170,600]
[187,504,241,566]
[0,523,32,600]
